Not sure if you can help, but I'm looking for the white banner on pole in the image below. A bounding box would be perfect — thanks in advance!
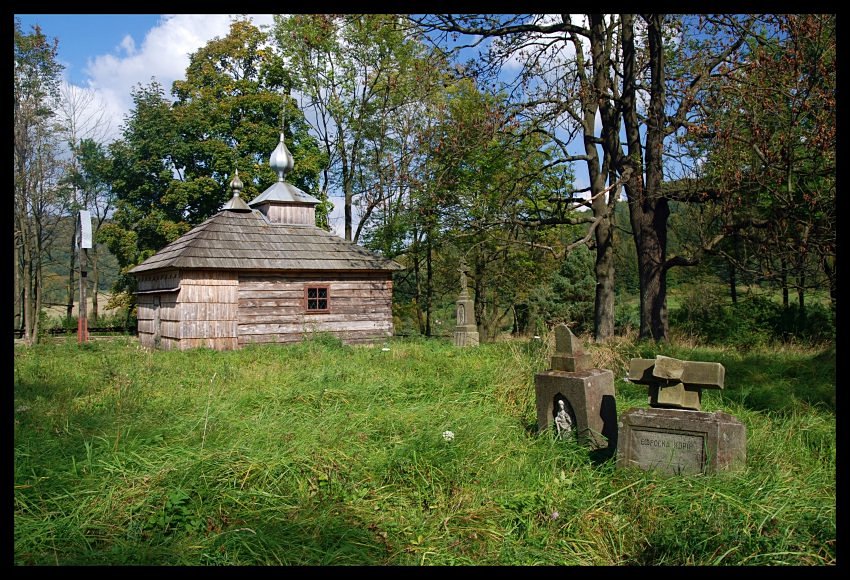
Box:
[80,210,92,249]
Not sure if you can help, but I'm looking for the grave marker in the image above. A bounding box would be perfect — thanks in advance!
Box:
[535,325,617,450]
[617,355,746,475]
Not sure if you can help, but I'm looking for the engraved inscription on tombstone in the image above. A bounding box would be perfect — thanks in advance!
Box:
[629,429,705,475]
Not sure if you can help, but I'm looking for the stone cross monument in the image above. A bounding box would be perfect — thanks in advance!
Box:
[627,355,724,411]
[453,258,479,347]
[617,355,746,476]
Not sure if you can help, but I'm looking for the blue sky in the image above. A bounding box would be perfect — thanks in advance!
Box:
[16,14,165,85]
[14,14,278,143]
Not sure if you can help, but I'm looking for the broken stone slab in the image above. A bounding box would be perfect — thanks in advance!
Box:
[627,356,724,411]
[551,324,591,371]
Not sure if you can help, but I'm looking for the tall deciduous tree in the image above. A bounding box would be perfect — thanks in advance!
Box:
[57,82,112,324]
[273,14,439,242]
[101,19,324,294]
[413,15,627,342]
[688,14,836,312]
[416,14,760,342]
[14,19,66,344]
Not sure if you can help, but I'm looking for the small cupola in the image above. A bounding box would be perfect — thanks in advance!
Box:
[248,132,319,225]
[221,169,252,212]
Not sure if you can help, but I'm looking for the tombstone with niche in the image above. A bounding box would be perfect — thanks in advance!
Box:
[534,325,617,451]
[453,258,479,347]
[617,355,747,476]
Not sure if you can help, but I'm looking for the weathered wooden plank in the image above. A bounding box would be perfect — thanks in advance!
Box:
[178,284,238,303]
[178,337,239,350]
[181,270,238,285]
[181,320,238,339]
[237,309,392,324]
[160,321,181,339]
[181,303,238,321]
[136,270,180,291]
[238,319,392,335]
[237,281,389,293]
[238,327,392,346]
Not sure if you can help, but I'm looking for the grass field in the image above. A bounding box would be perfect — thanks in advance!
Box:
[13,333,835,565]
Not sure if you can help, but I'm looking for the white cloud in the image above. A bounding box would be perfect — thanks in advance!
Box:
[119,35,136,56]
[77,14,275,142]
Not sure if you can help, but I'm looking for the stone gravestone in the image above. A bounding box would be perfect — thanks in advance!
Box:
[617,355,746,476]
[535,325,617,451]
[453,259,479,347]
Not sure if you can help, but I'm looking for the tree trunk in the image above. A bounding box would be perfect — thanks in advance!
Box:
[728,258,737,304]
[587,14,618,342]
[342,154,353,241]
[91,249,99,325]
[14,237,22,332]
[623,14,670,342]
[66,218,77,323]
[780,256,789,308]
[821,255,835,308]
[594,206,616,341]
[425,232,432,337]
[412,228,425,335]
[729,232,739,304]
[22,239,34,345]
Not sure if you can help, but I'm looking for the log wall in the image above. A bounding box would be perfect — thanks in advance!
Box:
[177,270,239,350]
[136,271,181,349]
[237,271,393,346]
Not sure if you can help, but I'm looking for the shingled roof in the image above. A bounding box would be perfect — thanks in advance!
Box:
[129,210,404,274]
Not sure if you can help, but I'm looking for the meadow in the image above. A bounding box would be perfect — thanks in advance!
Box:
[13,332,835,565]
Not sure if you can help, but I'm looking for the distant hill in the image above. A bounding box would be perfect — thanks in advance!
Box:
[38,215,121,313]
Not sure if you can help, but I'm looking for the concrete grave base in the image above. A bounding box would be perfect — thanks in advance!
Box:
[616,407,747,476]
[453,327,479,347]
[535,369,617,449]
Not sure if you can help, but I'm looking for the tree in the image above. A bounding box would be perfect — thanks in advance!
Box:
[411,78,573,341]
[67,138,116,325]
[412,15,628,342]
[101,19,324,292]
[416,14,763,342]
[14,19,66,345]
[57,82,112,324]
[274,14,440,242]
[687,14,836,312]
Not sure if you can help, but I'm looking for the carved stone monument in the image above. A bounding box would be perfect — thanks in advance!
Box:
[617,355,746,475]
[453,259,479,347]
[535,325,617,450]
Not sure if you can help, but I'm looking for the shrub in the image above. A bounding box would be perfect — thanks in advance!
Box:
[670,292,835,348]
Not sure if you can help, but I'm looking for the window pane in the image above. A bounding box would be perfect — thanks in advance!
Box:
[318,288,327,298]
[308,299,317,309]
[308,288,317,298]
[318,299,327,310]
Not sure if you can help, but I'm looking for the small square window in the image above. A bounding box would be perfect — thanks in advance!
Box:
[305,286,329,312]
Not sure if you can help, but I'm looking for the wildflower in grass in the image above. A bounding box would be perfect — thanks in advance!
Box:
[551,511,560,520]
[442,430,455,442]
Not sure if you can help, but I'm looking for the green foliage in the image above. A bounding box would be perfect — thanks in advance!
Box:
[670,292,835,348]
[13,336,834,565]
[103,19,325,290]
[527,245,596,335]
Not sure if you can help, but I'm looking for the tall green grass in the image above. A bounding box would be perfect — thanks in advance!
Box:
[14,334,835,565]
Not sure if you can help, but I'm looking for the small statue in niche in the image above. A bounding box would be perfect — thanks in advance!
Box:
[554,399,574,438]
